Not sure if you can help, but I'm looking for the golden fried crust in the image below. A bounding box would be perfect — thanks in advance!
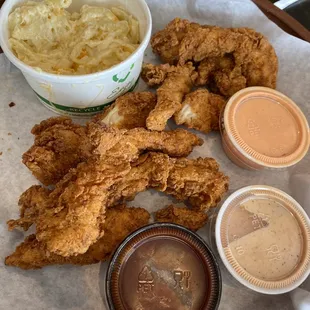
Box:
[24,119,202,186]
[23,117,92,186]
[141,63,171,86]
[89,123,203,160]
[155,205,208,231]
[151,19,278,96]
[7,185,51,231]
[33,156,131,257]
[151,18,201,64]
[93,92,157,130]
[145,63,195,131]
[174,89,226,133]
[5,205,150,269]
[166,157,229,211]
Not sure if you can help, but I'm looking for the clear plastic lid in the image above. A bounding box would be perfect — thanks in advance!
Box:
[216,185,310,294]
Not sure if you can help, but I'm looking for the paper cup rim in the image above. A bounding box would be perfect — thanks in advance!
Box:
[223,87,310,169]
[0,0,152,83]
[215,185,310,294]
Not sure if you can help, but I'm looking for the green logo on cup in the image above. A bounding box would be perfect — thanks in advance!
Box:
[113,63,135,83]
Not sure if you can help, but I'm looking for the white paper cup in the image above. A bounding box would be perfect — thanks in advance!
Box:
[0,0,152,116]
[215,185,310,294]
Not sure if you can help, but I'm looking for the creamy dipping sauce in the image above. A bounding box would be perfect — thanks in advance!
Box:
[216,185,310,294]
[224,198,303,280]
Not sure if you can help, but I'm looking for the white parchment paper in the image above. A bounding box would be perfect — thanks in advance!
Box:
[0,0,309,309]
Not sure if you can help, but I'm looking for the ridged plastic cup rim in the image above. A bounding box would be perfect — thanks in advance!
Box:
[223,87,310,168]
[106,223,222,310]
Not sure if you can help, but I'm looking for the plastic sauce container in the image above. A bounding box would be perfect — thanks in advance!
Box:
[0,0,152,116]
[215,185,310,294]
[106,223,222,310]
[220,87,309,170]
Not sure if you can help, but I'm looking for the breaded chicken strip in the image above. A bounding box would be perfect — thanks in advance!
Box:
[155,205,208,231]
[174,89,226,133]
[9,152,173,257]
[23,119,202,185]
[93,92,157,130]
[23,117,92,186]
[90,123,203,162]
[5,205,150,269]
[142,62,196,131]
[166,157,229,211]
[151,18,278,95]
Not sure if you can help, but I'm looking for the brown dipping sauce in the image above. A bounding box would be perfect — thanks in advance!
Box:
[106,224,221,310]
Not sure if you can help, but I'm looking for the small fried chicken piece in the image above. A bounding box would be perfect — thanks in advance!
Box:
[142,63,196,131]
[155,205,208,231]
[5,205,150,269]
[174,89,226,133]
[151,18,201,64]
[141,63,171,86]
[7,185,51,231]
[195,56,247,97]
[166,157,229,211]
[22,117,92,186]
[93,92,157,130]
[195,55,235,86]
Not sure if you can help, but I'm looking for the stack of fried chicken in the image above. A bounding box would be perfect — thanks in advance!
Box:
[6,18,278,270]
[6,92,229,269]
[141,18,278,132]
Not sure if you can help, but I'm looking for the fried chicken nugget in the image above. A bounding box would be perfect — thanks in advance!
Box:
[174,89,226,133]
[5,205,150,269]
[23,117,92,186]
[155,205,208,231]
[92,92,157,130]
[142,62,196,131]
[166,157,229,211]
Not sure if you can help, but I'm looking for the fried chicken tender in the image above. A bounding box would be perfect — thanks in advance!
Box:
[90,123,203,162]
[5,205,150,269]
[142,62,196,131]
[35,155,131,257]
[151,18,278,96]
[23,117,92,186]
[155,205,208,231]
[9,151,173,257]
[24,119,202,186]
[166,157,229,211]
[174,89,226,133]
[92,92,157,130]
